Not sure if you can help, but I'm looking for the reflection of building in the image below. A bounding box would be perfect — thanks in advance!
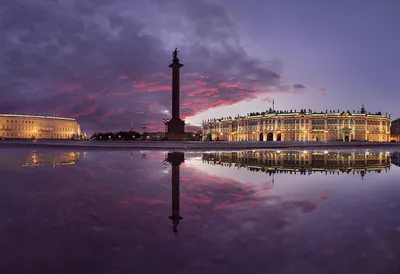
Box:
[203,151,391,178]
[165,152,185,235]
[390,118,400,142]
[0,151,80,167]
[391,152,400,167]
[202,105,391,142]
[0,114,83,140]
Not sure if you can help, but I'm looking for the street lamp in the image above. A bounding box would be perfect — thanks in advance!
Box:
[162,115,169,134]
[141,122,146,134]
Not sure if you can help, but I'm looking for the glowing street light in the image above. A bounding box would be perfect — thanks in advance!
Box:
[141,122,147,134]
[162,114,169,134]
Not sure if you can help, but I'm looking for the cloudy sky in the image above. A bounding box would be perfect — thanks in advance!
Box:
[1,0,399,134]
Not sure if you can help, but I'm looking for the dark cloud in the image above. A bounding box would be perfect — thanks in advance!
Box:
[0,0,299,134]
[293,84,306,89]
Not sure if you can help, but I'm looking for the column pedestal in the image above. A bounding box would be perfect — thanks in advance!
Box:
[167,118,185,141]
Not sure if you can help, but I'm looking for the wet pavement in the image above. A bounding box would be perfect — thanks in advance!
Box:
[0,147,400,274]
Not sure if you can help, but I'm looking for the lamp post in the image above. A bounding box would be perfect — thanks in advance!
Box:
[162,115,169,135]
[141,122,146,134]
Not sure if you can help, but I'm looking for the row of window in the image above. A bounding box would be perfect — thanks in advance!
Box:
[0,125,75,132]
[208,123,387,131]
[4,120,34,124]
[1,119,75,126]
[210,127,388,134]
[213,119,389,127]
[1,133,72,138]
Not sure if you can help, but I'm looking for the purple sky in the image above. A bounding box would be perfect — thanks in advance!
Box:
[1,0,399,135]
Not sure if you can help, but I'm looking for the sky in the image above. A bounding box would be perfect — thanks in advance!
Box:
[1,0,399,135]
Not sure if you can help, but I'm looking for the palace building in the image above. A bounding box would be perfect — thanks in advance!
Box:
[0,114,83,140]
[390,118,400,142]
[202,105,391,142]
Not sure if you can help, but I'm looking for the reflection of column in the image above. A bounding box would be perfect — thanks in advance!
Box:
[166,152,185,235]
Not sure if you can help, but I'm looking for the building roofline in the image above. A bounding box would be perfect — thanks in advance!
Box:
[0,114,76,121]
[203,111,390,123]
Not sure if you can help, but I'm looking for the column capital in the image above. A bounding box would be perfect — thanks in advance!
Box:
[169,60,184,68]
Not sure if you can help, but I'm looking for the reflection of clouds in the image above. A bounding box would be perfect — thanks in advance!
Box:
[282,191,328,213]
[1,150,398,273]
[180,164,328,224]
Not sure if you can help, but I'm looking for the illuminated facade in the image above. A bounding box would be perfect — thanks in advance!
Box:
[202,105,391,142]
[203,151,391,177]
[390,118,400,142]
[0,114,82,140]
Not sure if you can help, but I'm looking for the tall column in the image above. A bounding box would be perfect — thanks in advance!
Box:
[170,61,183,119]
[166,152,184,235]
[167,49,185,141]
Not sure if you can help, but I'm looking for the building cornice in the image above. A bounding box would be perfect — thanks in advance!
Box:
[0,114,76,121]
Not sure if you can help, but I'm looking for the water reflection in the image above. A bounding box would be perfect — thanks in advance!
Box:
[392,151,400,167]
[202,150,392,178]
[0,150,80,167]
[164,152,184,235]
[0,148,400,273]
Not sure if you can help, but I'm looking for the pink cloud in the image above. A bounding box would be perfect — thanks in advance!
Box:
[218,82,241,89]
[72,103,100,118]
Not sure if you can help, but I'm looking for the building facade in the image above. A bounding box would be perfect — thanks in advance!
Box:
[0,114,82,140]
[390,118,400,142]
[202,106,391,142]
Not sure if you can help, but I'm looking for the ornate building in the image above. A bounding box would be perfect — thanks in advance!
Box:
[0,114,82,140]
[202,105,391,142]
[390,118,400,142]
